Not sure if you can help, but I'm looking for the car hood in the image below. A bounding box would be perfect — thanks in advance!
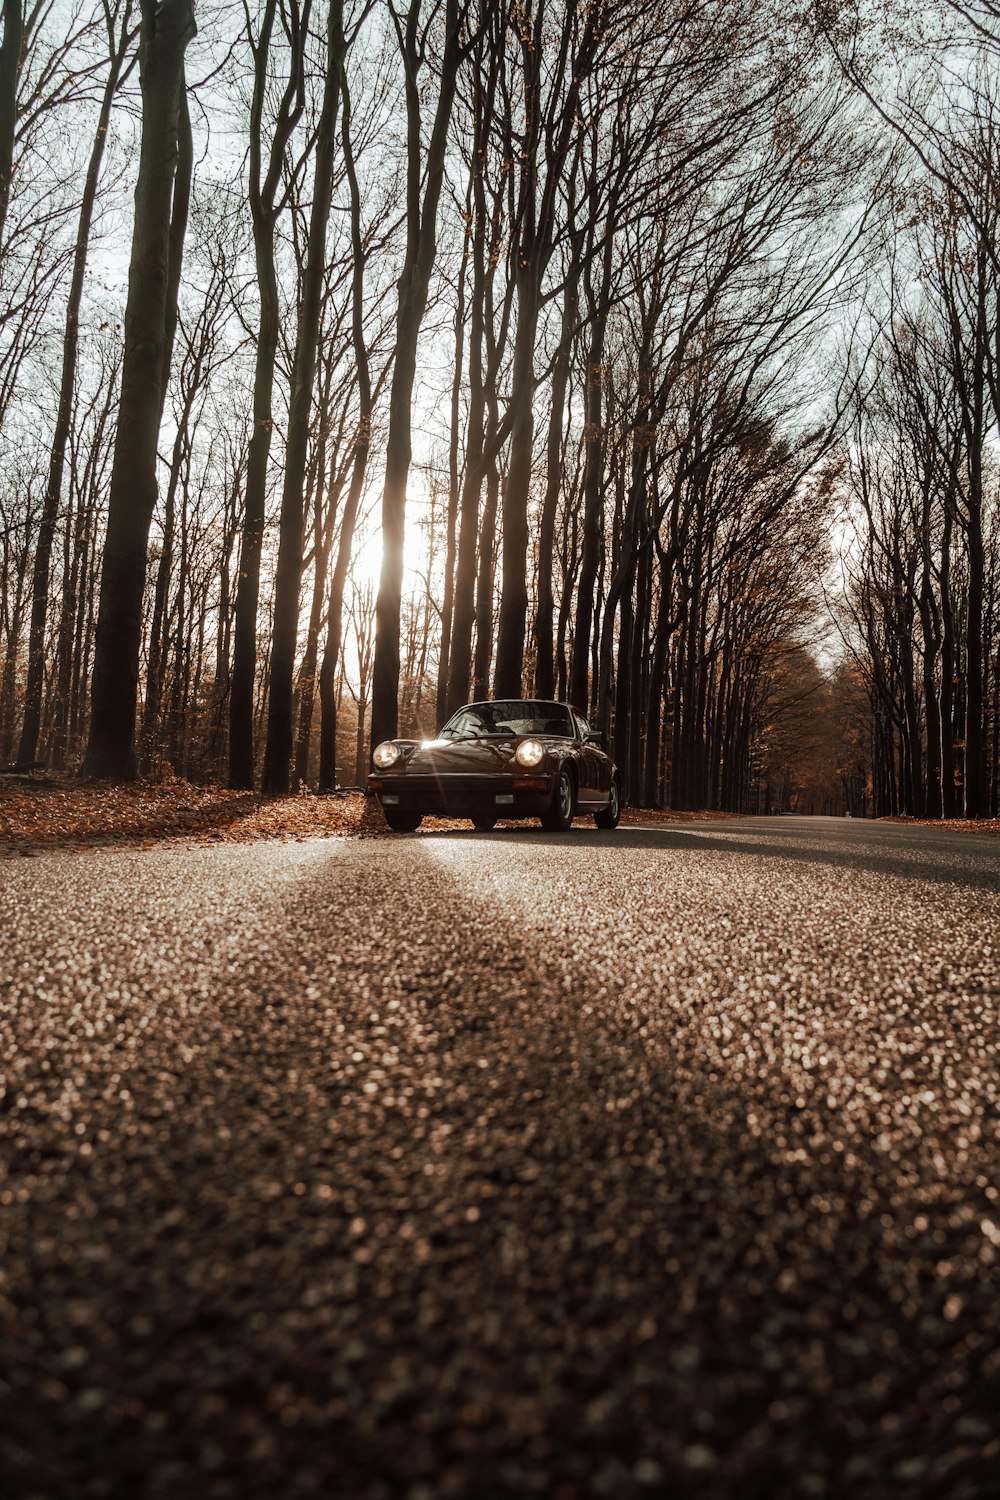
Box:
[402,737,564,774]
[404,738,517,774]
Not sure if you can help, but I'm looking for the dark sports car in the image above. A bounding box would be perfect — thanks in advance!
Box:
[368,699,621,833]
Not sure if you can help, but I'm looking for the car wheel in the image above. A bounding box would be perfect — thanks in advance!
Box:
[541,767,575,831]
[383,808,422,832]
[472,815,497,831]
[594,775,620,829]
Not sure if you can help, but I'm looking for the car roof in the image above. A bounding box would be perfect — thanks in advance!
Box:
[465,698,572,709]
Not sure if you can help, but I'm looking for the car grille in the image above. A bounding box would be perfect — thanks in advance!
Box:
[387,774,514,811]
[402,775,511,791]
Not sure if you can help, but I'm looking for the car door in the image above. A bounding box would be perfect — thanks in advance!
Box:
[572,711,604,805]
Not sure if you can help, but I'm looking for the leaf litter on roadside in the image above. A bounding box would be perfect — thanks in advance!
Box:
[3,777,995,853]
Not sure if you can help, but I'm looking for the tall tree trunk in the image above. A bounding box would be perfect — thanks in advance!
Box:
[627,533,651,800]
[370,0,464,754]
[472,451,500,701]
[318,444,367,791]
[0,535,29,758]
[445,379,487,713]
[964,488,987,816]
[293,466,338,788]
[493,0,601,698]
[318,63,373,791]
[48,484,80,770]
[493,280,538,696]
[139,426,184,773]
[569,237,613,712]
[229,0,310,788]
[17,10,135,766]
[643,554,673,806]
[82,0,195,779]
[919,512,943,819]
[262,0,345,795]
[444,27,504,716]
[0,0,22,250]
[939,507,958,816]
[436,212,470,723]
[533,269,577,699]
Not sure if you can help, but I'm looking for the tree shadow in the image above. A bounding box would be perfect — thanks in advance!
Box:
[4,833,994,1497]
[416,819,1000,892]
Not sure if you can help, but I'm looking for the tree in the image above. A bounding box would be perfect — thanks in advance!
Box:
[261,0,350,795]
[491,0,606,698]
[81,0,195,778]
[228,0,312,789]
[17,0,137,768]
[0,0,22,251]
[369,0,470,754]
[317,48,388,790]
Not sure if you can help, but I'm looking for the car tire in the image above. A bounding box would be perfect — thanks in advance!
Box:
[541,767,575,831]
[383,808,422,832]
[594,775,620,829]
[472,815,497,831]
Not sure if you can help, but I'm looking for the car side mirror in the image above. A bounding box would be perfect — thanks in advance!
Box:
[585,731,603,747]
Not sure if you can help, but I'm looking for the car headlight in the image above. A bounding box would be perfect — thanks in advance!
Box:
[515,738,545,768]
[373,740,402,769]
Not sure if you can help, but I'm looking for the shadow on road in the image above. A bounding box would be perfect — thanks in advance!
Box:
[3,830,997,1498]
[416,820,1000,892]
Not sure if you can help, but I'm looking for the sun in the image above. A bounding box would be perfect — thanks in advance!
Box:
[350,526,386,592]
[347,485,435,595]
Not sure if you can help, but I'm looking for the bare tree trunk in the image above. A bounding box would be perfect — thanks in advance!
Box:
[0,512,31,756]
[472,449,500,700]
[493,286,537,696]
[18,8,136,767]
[293,454,339,787]
[229,0,310,789]
[82,0,195,779]
[533,266,578,699]
[492,0,603,698]
[643,551,673,805]
[370,0,465,754]
[436,210,470,722]
[445,257,512,712]
[444,19,504,716]
[139,424,182,772]
[318,61,374,792]
[0,0,22,249]
[262,0,346,794]
[569,231,614,711]
[964,492,987,815]
[444,345,485,713]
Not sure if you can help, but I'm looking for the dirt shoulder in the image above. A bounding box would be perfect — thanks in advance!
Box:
[0,779,371,853]
[879,814,1000,839]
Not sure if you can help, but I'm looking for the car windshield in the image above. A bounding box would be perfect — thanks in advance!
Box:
[439,701,574,739]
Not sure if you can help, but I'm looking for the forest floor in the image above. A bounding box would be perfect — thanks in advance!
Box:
[2,776,997,853]
[882,813,1000,838]
[0,776,743,854]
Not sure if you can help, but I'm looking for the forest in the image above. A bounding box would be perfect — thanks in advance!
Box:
[0,0,998,818]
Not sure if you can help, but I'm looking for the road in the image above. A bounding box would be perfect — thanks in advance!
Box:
[2,816,998,1499]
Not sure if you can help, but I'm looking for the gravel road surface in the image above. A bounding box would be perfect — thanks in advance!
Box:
[2,816,998,1499]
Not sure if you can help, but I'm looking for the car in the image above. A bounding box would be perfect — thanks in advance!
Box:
[368,699,621,833]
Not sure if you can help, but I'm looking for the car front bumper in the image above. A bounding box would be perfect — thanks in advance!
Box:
[367,771,554,819]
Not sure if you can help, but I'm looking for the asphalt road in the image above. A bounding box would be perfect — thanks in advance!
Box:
[2,816,998,1500]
